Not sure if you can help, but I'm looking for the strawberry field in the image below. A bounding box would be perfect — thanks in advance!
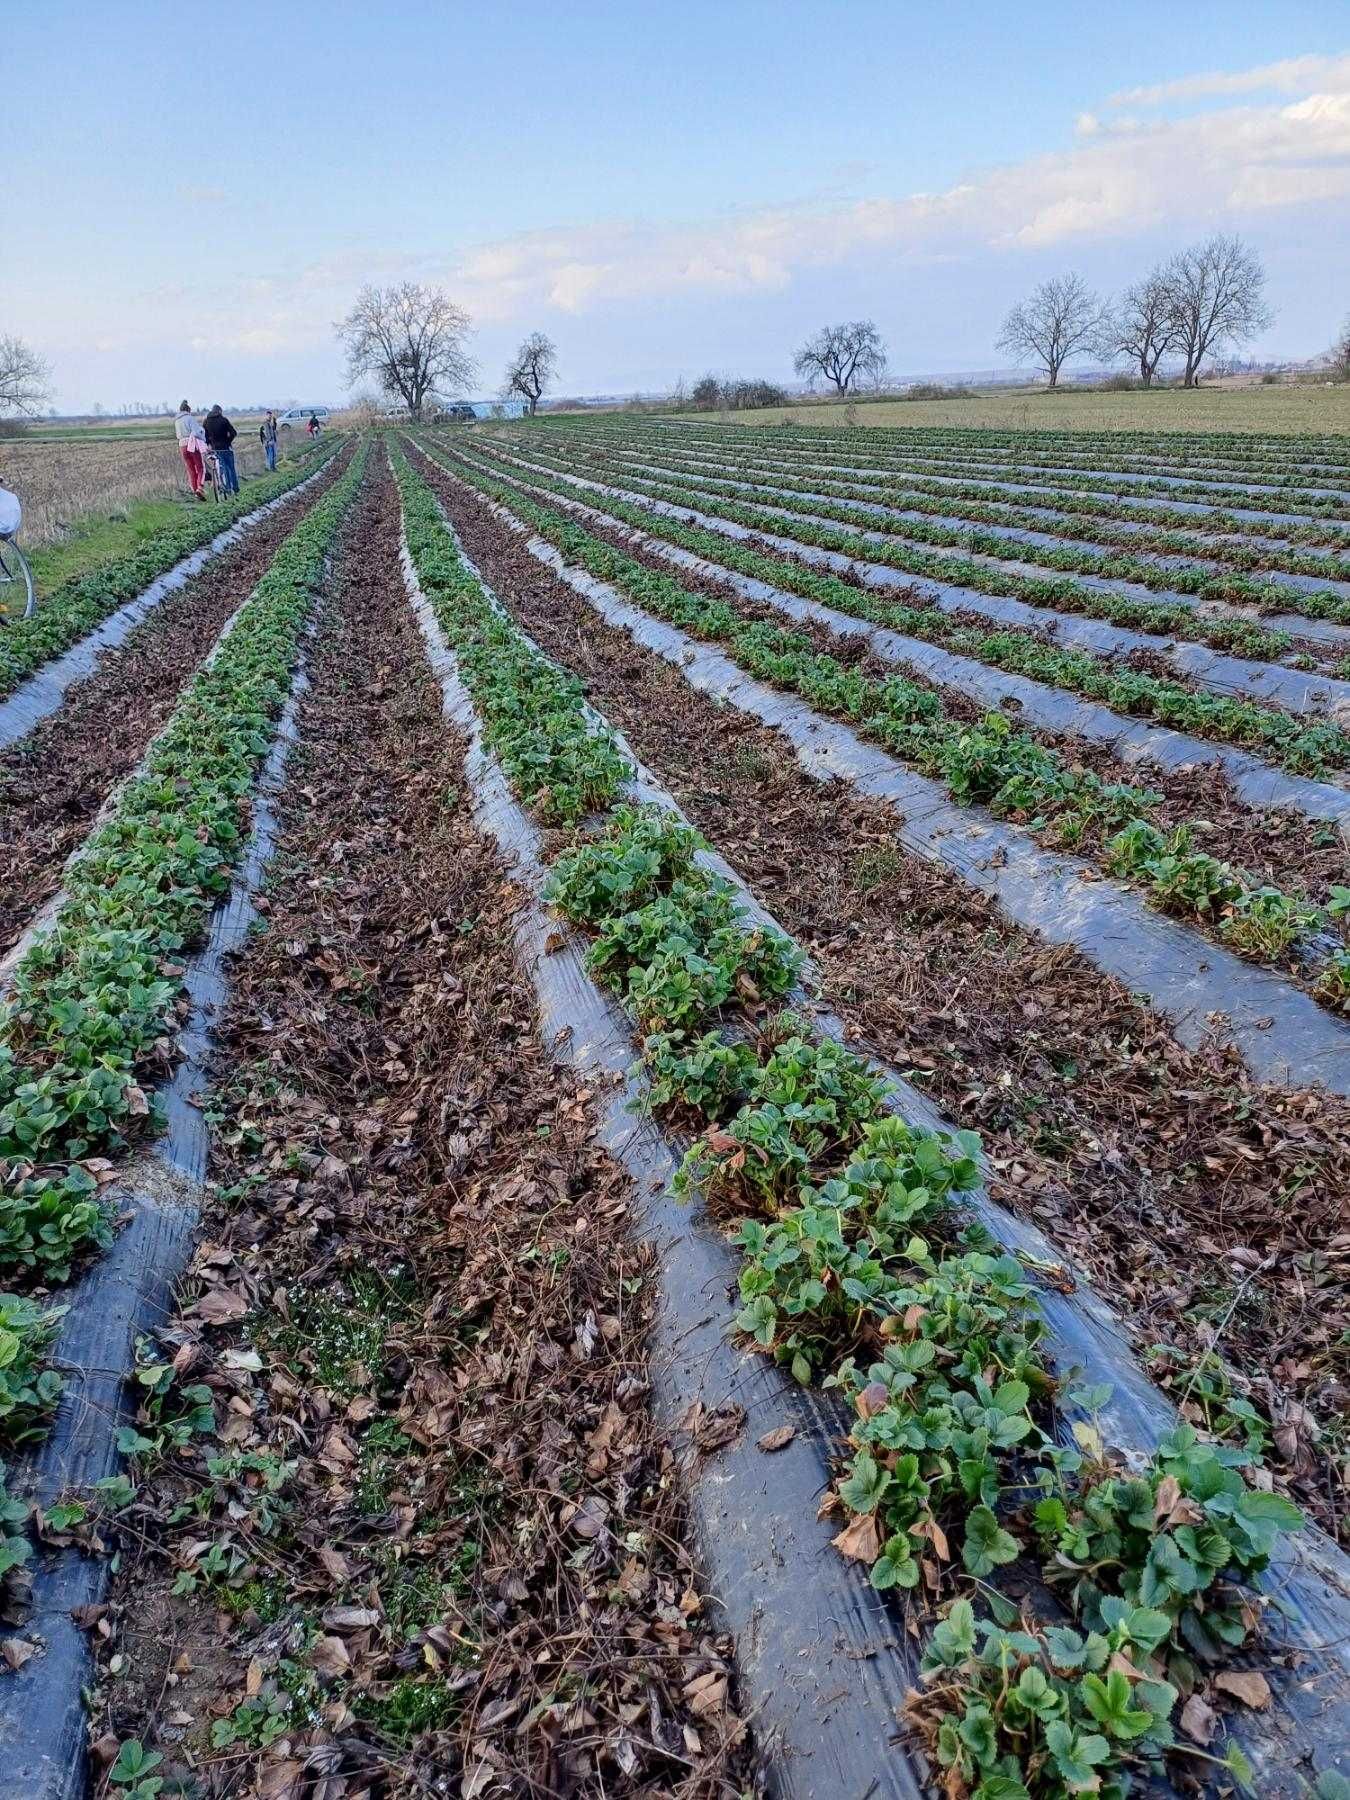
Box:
[0,424,1347,1799]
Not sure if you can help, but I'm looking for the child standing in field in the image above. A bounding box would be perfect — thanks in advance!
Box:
[174,401,208,500]
[260,410,279,471]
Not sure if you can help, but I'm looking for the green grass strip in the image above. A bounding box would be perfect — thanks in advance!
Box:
[0,437,343,698]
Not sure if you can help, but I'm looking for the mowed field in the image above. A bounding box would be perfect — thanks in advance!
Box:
[2,418,1349,1796]
[672,378,1350,435]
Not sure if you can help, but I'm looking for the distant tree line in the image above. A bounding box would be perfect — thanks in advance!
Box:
[997,235,1275,389]
[687,374,790,411]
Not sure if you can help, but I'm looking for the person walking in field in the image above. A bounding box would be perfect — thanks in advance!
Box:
[259,409,279,472]
[203,404,239,496]
[174,400,208,501]
[307,412,321,440]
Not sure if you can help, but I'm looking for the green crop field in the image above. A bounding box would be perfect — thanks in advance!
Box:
[672,379,1350,435]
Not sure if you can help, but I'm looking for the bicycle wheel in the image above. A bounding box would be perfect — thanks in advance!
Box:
[0,538,35,623]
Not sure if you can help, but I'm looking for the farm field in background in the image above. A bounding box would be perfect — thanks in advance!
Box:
[0,424,308,555]
[2,423,1349,1798]
[668,379,1350,434]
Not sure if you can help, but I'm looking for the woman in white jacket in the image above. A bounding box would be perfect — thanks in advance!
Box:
[174,401,208,500]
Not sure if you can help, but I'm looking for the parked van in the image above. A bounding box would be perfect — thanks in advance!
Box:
[278,406,330,432]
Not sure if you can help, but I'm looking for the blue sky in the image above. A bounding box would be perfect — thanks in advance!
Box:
[6,1,1349,409]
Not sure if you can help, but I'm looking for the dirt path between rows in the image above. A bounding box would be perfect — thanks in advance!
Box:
[420,453,1350,1544]
[0,444,353,957]
[92,455,753,1798]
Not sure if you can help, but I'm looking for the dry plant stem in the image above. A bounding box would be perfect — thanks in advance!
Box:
[92,456,756,1799]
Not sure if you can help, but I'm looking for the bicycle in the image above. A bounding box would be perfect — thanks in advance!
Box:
[202,449,226,505]
[0,487,35,624]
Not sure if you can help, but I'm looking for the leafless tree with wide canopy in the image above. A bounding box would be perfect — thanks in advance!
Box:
[0,336,52,418]
[1162,235,1273,387]
[336,284,476,421]
[793,320,887,393]
[997,274,1109,389]
[1100,270,1181,387]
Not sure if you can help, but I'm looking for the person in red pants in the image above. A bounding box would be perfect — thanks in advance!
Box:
[174,401,208,500]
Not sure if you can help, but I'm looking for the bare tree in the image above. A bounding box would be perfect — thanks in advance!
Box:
[793,320,887,393]
[1332,317,1350,382]
[0,335,52,417]
[1161,235,1272,388]
[502,331,557,415]
[1099,269,1180,387]
[997,274,1108,389]
[690,374,723,410]
[335,284,475,421]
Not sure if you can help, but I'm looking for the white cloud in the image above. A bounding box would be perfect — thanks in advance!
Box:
[409,60,1350,317]
[1109,53,1350,110]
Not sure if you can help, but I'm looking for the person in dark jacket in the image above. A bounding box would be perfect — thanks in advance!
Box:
[259,410,279,472]
[203,404,239,495]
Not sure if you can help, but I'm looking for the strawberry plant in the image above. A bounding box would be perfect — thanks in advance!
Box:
[733,1113,981,1381]
[0,1292,65,1444]
[546,803,704,923]
[828,1245,1055,1587]
[0,1460,30,1586]
[642,1029,758,1118]
[1220,884,1322,960]
[676,1027,891,1209]
[912,1596,1188,1800]
[1032,1424,1304,1663]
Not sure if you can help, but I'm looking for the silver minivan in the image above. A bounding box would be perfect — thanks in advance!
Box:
[277,406,330,432]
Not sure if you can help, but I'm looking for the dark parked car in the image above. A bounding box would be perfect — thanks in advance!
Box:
[441,403,477,423]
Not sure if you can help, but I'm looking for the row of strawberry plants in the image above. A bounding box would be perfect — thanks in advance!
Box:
[610,424,1350,514]
[409,463,1305,1795]
[539,755,1295,1800]
[0,436,343,699]
[773,426,1350,477]
[486,435,1306,657]
[450,439,1350,776]
[574,431,1350,562]
[392,442,631,820]
[419,442,1350,1011]
[570,419,1350,471]
[532,437,1350,618]
[0,443,369,1367]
